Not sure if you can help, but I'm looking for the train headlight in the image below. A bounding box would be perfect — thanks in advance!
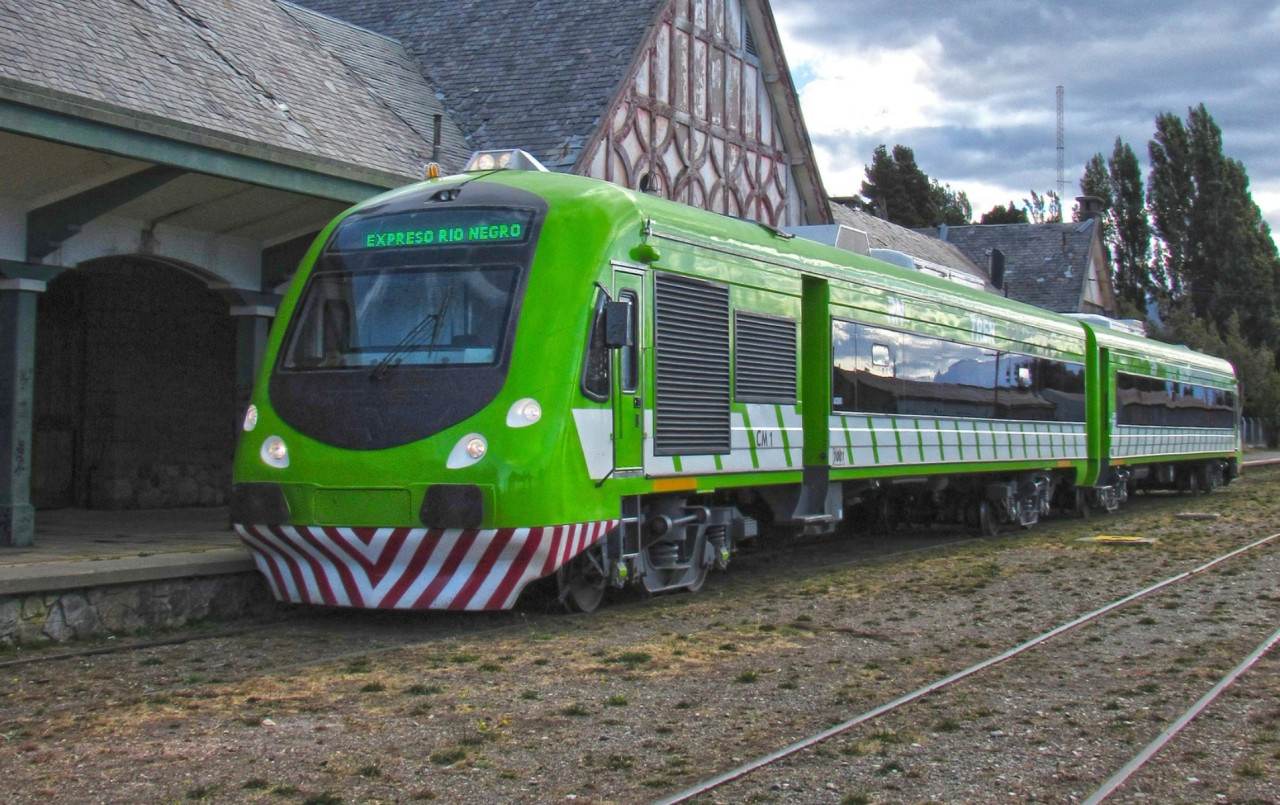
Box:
[242,404,258,432]
[447,433,488,469]
[260,435,290,469]
[506,397,542,428]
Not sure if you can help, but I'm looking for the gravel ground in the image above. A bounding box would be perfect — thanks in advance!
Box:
[2,468,1279,805]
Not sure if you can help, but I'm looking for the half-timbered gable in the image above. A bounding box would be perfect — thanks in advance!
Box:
[584,0,827,226]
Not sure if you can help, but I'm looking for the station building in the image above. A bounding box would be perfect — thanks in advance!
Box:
[0,0,833,546]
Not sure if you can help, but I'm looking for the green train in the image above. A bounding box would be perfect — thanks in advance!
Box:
[231,150,1240,612]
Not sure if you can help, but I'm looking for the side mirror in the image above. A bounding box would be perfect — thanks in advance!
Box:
[604,300,633,349]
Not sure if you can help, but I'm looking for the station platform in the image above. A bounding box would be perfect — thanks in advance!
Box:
[0,507,251,598]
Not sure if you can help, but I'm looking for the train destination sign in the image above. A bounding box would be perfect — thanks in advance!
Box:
[333,208,533,251]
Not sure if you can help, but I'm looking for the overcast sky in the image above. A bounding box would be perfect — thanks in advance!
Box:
[772,0,1280,234]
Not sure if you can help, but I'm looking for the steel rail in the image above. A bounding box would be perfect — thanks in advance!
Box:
[652,530,1280,805]
[1081,623,1280,804]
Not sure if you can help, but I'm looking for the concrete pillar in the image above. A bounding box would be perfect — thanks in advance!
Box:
[231,305,276,412]
[0,278,44,546]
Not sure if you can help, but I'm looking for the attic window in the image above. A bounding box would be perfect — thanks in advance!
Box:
[639,172,661,196]
[744,21,758,58]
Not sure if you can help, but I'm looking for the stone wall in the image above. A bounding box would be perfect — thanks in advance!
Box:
[0,573,275,643]
[35,258,238,510]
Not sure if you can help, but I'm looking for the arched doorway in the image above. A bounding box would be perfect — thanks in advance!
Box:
[33,257,237,510]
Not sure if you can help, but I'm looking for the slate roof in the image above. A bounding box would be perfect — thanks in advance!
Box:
[830,204,988,285]
[279,2,472,171]
[0,0,449,183]
[923,220,1103,313]
[293,0,669,169]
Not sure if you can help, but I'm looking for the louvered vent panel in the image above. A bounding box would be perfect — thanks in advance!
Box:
[654,273,731,455]
[735,313,797,403]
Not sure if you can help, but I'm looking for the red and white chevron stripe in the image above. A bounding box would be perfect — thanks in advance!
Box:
[234,520,619,611]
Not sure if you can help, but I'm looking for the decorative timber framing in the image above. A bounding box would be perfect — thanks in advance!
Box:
[581,0,830,227]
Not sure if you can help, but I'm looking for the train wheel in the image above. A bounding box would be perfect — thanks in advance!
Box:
[558,550,606,613]
[1074,488,1092,519]
[978,499,1000,537]
[1180,470,1200,495]
[684,563,709,594]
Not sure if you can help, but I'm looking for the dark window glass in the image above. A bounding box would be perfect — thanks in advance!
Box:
[833,318,1084,422]
[1116,372,1236,428]
[619,290,639,394]
[281,266,517,370]
[581,291,610,401]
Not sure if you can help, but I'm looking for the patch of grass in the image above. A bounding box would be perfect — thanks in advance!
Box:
[430,747,467,766]
[449,652,480,664]
[405,683,442,696]
[340,657,372,675]
[270,784,299,796]
[609,651,652,668]
[477,662,503,673]
[185,785,214,801]
[933,717,960,732]
[359,681,386,693]
[357,764,381,779]
[842,795,871,805]
[519,690,539,701]
[302,794,343,805]
[605,694,629,707]
[735,670,759,684]
[560,703,591,717]
[242,779,270,791]
[1237,759,1268,778]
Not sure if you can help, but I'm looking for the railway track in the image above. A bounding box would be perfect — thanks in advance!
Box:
[653,530,1280,804]
[3,479,1277,805]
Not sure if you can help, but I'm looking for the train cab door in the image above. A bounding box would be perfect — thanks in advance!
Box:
[612,266,645,471]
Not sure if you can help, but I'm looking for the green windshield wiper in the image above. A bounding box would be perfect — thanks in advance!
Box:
[370,284,453,381]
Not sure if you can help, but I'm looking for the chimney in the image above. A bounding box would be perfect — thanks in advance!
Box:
[1076,195,1105,221]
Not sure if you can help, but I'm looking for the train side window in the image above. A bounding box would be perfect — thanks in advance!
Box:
[619,290,639,394]
[581,291,610,402]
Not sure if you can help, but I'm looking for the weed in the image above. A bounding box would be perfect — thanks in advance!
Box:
[561,703,591,717]
[605,694,629,707]
[609,651,652,668]
[430,747,467,766]
[357,764,381,779]
[519,690,539,701]
[735,670,759,684]
[405,683,442,696]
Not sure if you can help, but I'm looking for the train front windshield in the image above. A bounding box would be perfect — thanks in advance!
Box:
[267,201,543,450]
[281,206,535,374]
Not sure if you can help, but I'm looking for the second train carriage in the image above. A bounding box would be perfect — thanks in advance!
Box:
[231,151,1241,612]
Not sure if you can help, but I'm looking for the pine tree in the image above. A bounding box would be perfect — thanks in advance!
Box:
[855,145,970,227]
[1148,104,1280,349]
[1108,139,1154,316]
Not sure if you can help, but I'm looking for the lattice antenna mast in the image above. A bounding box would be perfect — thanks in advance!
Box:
[1056,85,1065,202]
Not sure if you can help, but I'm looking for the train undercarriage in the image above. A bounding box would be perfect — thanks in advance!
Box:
[555,458,1237,611]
